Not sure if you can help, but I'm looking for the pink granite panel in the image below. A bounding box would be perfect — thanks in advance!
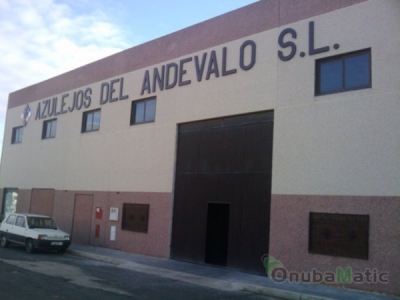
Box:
[15,189,31,213]
[52,190,76,234]
[103,191,172,258]
[174,0,279,57]
[30,188,55,216]
[37,189,172,258]
[278,0,367,26]
[269,194,400,296]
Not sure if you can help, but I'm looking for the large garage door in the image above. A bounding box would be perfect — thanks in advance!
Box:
[171,111,273,275]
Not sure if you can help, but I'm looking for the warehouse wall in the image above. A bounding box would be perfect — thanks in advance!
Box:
[1,0,399,295]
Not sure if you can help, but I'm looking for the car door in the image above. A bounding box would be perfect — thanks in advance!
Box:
[1,214,17,242]
[13,216,28,244]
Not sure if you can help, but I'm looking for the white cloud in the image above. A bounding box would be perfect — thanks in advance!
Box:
[0,0,132,159]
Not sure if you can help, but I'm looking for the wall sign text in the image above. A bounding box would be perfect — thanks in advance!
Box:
[33,20,341,121]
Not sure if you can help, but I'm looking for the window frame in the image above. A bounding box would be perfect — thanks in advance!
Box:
[11,126,23,144]
[42,118,57,139]
[315,49,371,96]
[121,203,150,233]
[15,216,26,228]
[6,214,16,225]
[130,97,156,125]
[81,109,101,133]
[309,212,369,260]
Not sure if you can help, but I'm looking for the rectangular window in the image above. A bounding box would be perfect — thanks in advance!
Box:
[121,203,150,233]
[11,126,23,144]
[316,49,371,95]
[82,109,101,133]
[15,216,26,227]
[309,213,369,259]
[6,214,16,225]
[130,98,156,125]
[42,119,57,139]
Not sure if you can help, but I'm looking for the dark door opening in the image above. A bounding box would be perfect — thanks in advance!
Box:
[205,203,230,266]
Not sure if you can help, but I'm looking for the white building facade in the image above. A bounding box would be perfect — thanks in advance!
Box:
[1,0,399,295]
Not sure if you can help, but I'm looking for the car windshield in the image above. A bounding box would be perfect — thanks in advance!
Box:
[27,217,57,229]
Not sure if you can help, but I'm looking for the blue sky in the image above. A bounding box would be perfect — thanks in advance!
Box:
[0,0,257,160]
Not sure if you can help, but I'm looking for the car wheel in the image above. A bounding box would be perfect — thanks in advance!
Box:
[25,239,35,254]
[0,235,8,248]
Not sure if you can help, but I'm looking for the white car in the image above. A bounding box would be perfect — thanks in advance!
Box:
[0,213,71,254]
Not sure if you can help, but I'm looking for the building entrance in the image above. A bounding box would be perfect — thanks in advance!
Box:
[205,203,230,266]
[171,111,274,275]
[72,194,93,245]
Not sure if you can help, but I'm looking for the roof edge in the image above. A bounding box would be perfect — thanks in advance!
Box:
[8,0,367,109]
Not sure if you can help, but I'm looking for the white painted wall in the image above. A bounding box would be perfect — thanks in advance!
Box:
[272,0,400,196]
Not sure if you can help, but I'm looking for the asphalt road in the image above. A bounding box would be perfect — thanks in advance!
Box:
[0,245,279,300]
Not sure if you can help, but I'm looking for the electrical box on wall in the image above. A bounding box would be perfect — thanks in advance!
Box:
[110,225,116,241]
[95,207,103,219]
[110,207,119,221]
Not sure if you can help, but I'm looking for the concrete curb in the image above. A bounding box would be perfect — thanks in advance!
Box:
[67,249,336,300]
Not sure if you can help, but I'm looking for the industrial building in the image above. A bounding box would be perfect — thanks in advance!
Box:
[1,0,399,295]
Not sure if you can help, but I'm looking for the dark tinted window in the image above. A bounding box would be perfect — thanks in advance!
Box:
[316,49,371,95]
[131,98,156,125]
[11,127,23,144]
[42,119,57,139]
[344,54,370,89]
[319,60,343,94]
[309,213,369,259]
[82,109,101,133]
[27,217,57,229]
[122,204,150,233]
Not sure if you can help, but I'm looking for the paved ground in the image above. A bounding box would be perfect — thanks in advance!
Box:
[0,244,279,300]
[67,244,399,300]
